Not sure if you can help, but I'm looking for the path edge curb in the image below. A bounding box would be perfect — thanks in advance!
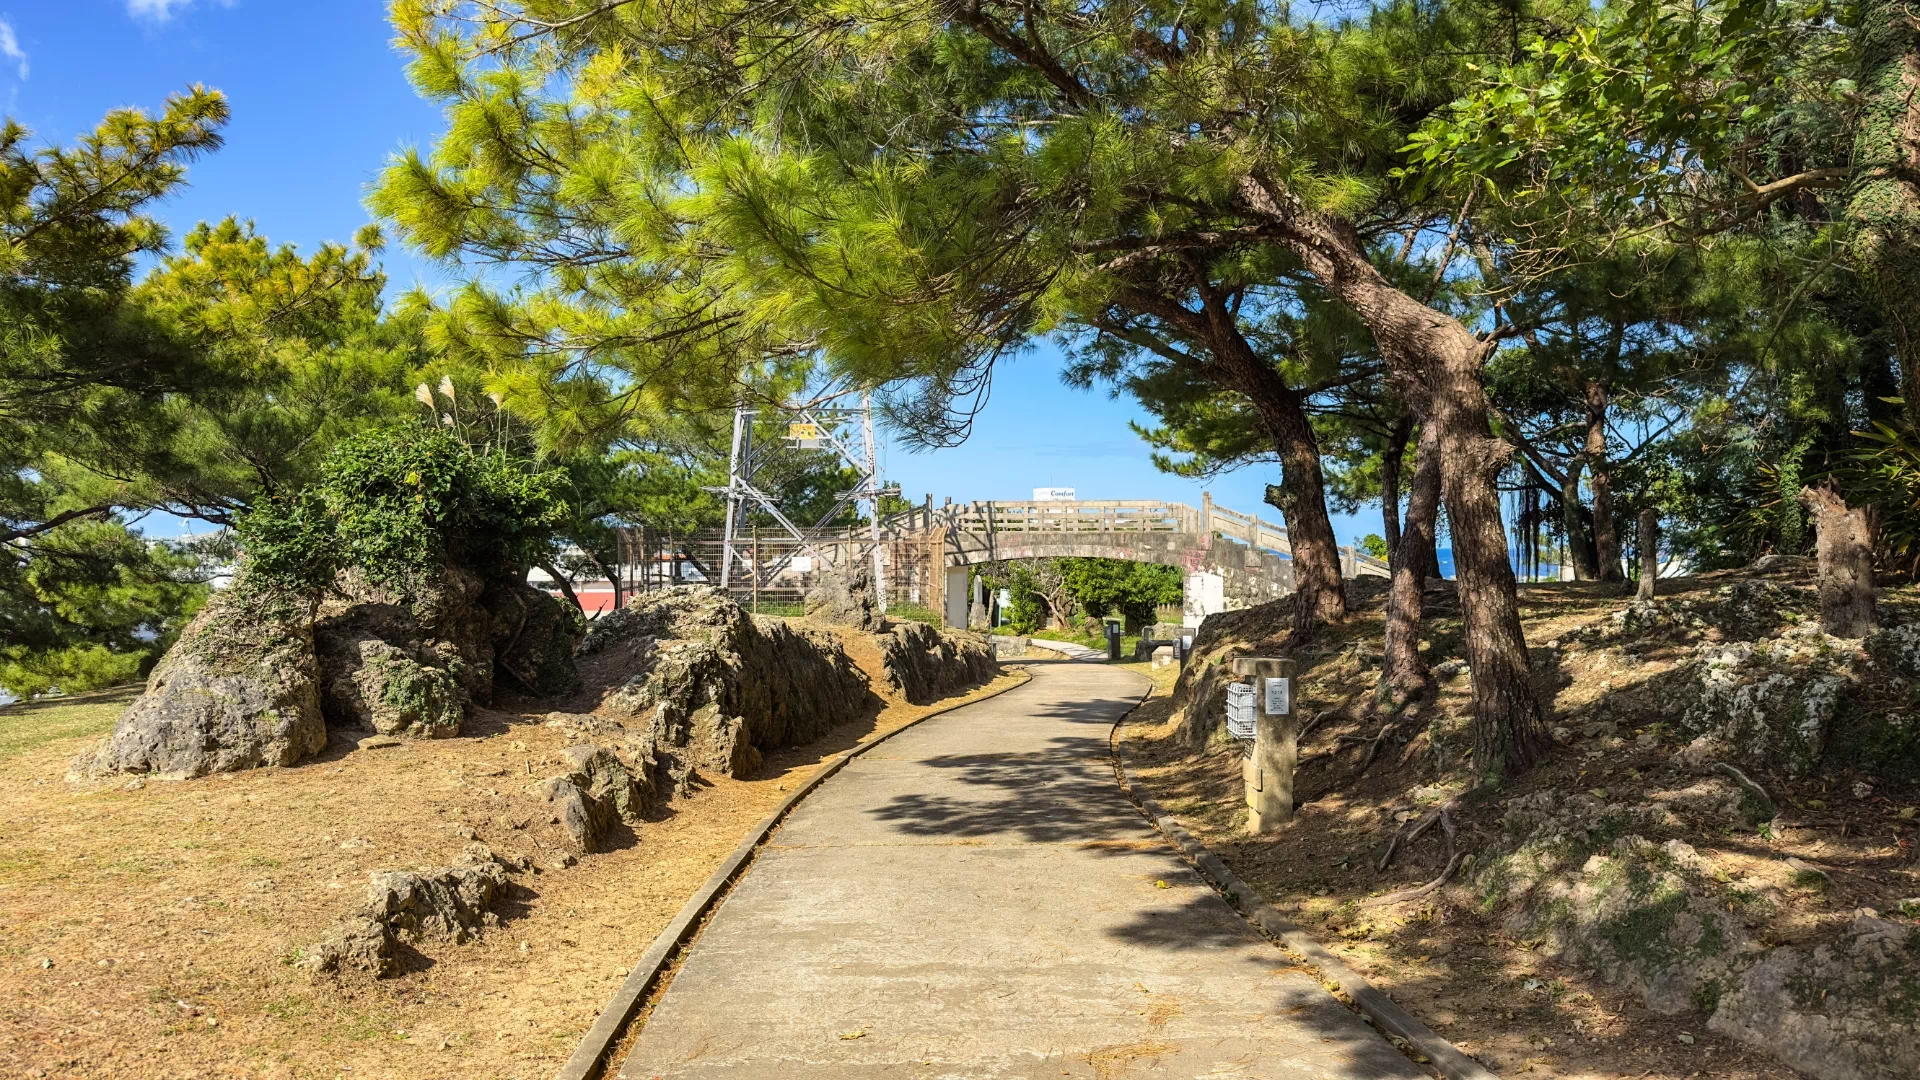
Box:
[1108,704,1502,1080]
[554,665,1037,1080]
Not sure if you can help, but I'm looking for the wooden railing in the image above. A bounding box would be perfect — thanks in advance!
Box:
[871,496,1399,579]
[878,496,1290,553]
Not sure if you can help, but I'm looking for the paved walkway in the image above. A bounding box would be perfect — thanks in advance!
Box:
[616,659,1423,1080]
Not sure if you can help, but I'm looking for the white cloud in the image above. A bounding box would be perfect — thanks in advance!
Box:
[0,19,26,81]
[128,0,235,21]
[128,0,191,18]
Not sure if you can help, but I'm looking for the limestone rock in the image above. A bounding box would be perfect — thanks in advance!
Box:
[486,578,583,697]
[597,588,870,780]
[363,854,507,944]
[687,704,760,777]
[879,622,997,705]
[308,846,510,979]
[991,635,1030,658]
[1680,621,1856,776]
[311,566,495,741]
[70,584,326,780]
[1708,913,1920,1080]
[306,915,393,979]
[323,638,463,739]
[540,775,609,854]
[539,742,654,853]
[803,563,885,632]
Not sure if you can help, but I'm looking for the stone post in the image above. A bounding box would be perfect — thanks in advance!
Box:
[1232,656,1296,833]
[1201,491,1214,535]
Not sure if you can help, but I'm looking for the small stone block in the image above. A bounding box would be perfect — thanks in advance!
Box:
[356,735,405,750]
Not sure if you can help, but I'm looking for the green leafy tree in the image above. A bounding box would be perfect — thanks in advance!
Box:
[126,217,417,519]
[380,0,1573,775]
[1059,558,1183,631]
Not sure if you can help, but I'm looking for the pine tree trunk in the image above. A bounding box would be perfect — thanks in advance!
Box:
[1110,279,1349,636]
[539,560,587,617]
[1561,463,1595,580]
[1799,486,1878,636]
[1850,0,1920,430]
[1383,420,1441,702]
[584,549,625,611]
[1381,414,1412,566]
[1586,381,1624,582]
[1215,337,1348,635]
[1636,508,1659,602]
[1236,177,1551,776]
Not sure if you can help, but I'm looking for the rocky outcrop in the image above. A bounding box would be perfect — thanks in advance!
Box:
[1477,785,1920,1080]
[540,742,653,853]
[879,621,997,705]
[486,577,583,697]
[314,567,496,723]
[79,563,587,781]
[307,844,512,979]
[590,587,871,782]
[803,562,884,632]
[321,638,464,739]
[1680,621,1857,777]
[69,585,327,780]
[1485,794,1750,1016]
[1708,912,1920,1080]
[1552,581,1920,783]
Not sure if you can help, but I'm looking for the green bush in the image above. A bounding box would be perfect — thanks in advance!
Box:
[237,427,567,595]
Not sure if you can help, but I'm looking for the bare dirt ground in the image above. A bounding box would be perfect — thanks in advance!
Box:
[0,621,1026,1080]
[1116,575,1919,1080]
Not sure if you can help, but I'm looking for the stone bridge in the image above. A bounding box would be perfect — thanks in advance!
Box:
[874,497,1387,629]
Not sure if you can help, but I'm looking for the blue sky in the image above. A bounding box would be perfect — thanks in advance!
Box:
[12,1,1385,547]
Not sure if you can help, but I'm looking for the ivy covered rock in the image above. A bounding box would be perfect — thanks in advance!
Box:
[69,584,327,780]
[313,566,493,738]
[322,638,464,739]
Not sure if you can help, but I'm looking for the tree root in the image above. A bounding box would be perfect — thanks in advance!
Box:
[1298,708,1337,741]
[1711,761,1777,820]
[1366,800,1465,908]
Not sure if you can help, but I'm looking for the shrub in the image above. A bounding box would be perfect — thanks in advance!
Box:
[237,427,567,595]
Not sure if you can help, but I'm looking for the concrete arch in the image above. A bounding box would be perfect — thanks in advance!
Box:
[937,529,1296,629]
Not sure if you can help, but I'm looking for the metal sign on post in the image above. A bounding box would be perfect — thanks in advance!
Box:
[1263,676,1290,716]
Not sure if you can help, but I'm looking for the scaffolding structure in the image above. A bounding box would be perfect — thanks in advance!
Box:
[705,391,898,610]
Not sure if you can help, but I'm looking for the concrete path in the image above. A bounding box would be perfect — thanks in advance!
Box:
[615,659,1423,1080]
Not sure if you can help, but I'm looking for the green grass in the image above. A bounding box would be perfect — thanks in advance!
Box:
[885,601,943,625]
[1024,627,1147,658]
[0,684,138,761]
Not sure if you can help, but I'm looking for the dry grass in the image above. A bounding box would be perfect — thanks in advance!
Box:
[1117,575,1920,1080]
[0,626,1027,1080]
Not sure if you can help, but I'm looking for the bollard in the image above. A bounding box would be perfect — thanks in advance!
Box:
[1231,656,1296,833]
[1104,619,1122,662]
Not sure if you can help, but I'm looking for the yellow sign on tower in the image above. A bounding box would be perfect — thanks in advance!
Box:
[787,422,820,441]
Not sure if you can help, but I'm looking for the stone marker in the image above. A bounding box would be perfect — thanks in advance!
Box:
[1151,645,1175,668]
[1231,656,1296,833]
